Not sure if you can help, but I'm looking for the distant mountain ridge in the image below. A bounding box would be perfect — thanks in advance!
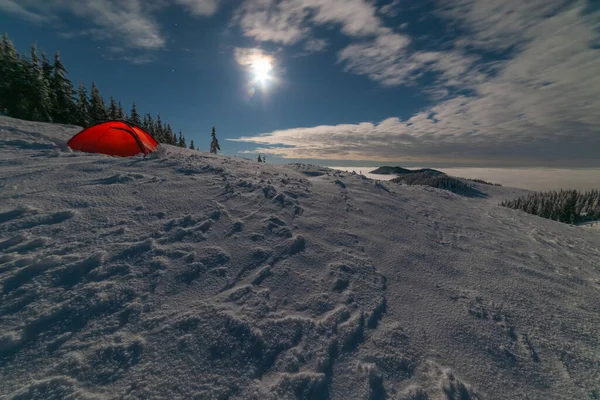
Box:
[369,166,444,175]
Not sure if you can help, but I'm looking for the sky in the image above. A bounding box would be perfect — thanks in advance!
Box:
[1,0,599,168]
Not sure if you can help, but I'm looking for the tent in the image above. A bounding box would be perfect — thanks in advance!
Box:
[67,121,159,157]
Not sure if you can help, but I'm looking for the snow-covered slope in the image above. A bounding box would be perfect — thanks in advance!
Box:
[1,116,599,399]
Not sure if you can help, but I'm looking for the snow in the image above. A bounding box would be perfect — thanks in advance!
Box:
[1,115,599,399]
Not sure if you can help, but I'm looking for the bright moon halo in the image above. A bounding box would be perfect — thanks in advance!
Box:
[250,58,273,85]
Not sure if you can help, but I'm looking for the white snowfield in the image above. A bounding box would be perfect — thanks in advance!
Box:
[1,116,599,400]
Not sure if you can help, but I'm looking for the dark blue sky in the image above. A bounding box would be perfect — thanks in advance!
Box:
[1,0,599,167]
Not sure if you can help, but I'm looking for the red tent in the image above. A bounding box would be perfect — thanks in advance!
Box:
[67,121,159,157]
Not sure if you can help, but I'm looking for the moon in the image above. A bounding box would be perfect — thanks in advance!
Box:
[251,58,273,85]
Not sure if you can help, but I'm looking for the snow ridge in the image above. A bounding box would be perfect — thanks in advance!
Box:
[1,116,599,399]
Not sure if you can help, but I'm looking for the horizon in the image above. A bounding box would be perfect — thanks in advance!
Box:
[1,1,599,168]
[326,165,600,191]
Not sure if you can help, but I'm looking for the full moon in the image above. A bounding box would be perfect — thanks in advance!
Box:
[251,58,273,85]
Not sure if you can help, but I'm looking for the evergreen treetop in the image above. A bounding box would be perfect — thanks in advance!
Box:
[108,97,118,120]
[89,82,108,125]
[116,101,125,120]
[210,126,220,154]
[129,102,142,126]
[50,52,76,124]
[76,82,90,127]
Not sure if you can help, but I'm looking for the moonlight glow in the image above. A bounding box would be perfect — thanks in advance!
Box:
[250,58,273,85]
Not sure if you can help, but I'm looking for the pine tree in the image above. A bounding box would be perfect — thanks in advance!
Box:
[155,114,164,142]
[108,97,118,120]
[210,126,220,154]
[144,113,155,137]
[0,33,16,114]
[0,34,29,118]
[27,44,51,121]
[116,101,125,120]
[257,154,262,162]
[50,52,76,124]
[40,52,54,118]
[189,139,195,150]
[178,130,186,148]
[167,124,176,145]
[14,53,33,119]
[129,103,142,126]
[75,82,91,127]
[89,82,108,125]
[41,52,52,82]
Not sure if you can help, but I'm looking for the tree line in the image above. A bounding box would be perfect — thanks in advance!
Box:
[0,33,198,150]
[500,190,600,224]
[391,172,474,192]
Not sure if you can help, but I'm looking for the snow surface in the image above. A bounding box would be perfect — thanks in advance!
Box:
[1,116,599,399]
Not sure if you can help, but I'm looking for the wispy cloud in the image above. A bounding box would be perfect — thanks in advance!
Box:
[438,0,575,52]
[0,0,48,22]
[173,0,221,16]
[234,47,274,66]
[234,0,392,47]
[303,38,329,53]
[378,0,402,18]
[5,0,166,50]
[1,0,220,62]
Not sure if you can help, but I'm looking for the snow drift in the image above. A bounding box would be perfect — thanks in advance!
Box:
[1,116,599,399]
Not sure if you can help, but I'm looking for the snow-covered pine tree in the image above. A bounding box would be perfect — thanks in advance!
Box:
[167,124,176,145]
[0,34,31,118]
[155,114,164,142]
[178,130,186,148]
[116,101,125,120]
[0,34,15,114]
[189,139,195,150]
[89,82,108,125]
[27,44,51,121]
[129,103,142,126]
[210,126,220,154]
[50,52,76,124]
[144,113,155,137]
[75,82,91,127]
[108,97,118,120]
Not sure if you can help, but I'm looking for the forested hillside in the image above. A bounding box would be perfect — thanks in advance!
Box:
[501,190,600,224]
[0,33,191,149]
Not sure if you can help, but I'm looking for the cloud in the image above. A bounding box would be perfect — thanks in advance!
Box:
[173,0,220,16]
[0,0,48,22]
[1,0,221,62]
[303,38,329,53]
[438,0,575,52]
[337,33,413,86]
[234,0,391,46]
[234,47,274,66]
[378,0,402,18]
[3,0,165,50]
[231,2,600,167]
